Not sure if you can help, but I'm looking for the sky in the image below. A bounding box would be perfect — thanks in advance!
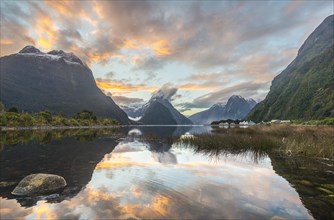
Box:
[0,0,333,115]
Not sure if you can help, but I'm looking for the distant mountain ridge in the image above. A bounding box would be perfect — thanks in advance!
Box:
[189,95,257,124]
[248,15,334,122]
[122,96,192,125]
[0,45,130,124]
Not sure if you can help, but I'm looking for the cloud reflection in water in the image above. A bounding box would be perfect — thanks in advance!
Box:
[0,129,312,220]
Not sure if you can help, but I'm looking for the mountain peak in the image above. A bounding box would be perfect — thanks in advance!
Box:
[47,49,66,56]
[229,95,243,100]
[1,46,130,124]
[17,46,85,66]
[19,45,41,54]
[48,50,84,65]
[296,14,333,62]
[189,95,257,124]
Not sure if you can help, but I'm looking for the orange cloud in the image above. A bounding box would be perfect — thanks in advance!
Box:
[130,185,143,197]
[96,79,157,94]
[124,39,173,57]
[151,194,171,216]
[123,40,140,49]
[31,203,57,220]
[86,51,112,64]
[153,39,172,56]
[86,187,112,201]
[179,83,213,91]
[95,161,156,169]
[45,1,98,26]
[35,14,58,51]
[0,39,14,45]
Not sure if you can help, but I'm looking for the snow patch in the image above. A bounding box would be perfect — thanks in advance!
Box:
[128,116,142,121]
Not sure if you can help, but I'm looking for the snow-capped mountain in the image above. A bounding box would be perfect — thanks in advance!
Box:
[122,96,192,125]
[189,103,226,125]
[189,95,257,124]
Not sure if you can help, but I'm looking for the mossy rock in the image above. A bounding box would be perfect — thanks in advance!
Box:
[12,173,67,196]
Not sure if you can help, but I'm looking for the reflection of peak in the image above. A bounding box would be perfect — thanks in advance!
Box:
[151,151,177,165]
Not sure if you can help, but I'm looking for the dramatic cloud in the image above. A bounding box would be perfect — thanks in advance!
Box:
[96,78,157,95]
[111,95,145,106]
[178,81,269,110]
[151,83,178,101]
[0,0,332,112]
[193,82,269,107]
[1,1,330,66]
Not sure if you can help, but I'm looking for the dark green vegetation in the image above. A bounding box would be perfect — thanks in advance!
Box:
[248,15,334,122]
[0,128,122,148]
[0,110,119,128]
[175,125,334,159]
[293,117,334,125]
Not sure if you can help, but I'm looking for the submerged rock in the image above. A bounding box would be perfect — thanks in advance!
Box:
[12,174,67,196]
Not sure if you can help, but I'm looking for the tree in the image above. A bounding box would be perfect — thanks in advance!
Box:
[0,102,4,113]
[7,106,18,113]
[75,110,97,121]
[35,111,52,123]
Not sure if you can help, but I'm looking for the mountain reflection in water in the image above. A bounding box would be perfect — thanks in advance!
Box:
[0,126,316,219]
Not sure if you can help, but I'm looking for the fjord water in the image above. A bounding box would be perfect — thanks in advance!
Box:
[0,126,331,219]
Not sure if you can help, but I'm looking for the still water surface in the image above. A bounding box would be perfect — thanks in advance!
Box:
[0,126,330,219]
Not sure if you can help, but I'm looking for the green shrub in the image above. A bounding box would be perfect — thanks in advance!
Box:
[7,107,18,113]
[2,112,20,126]
[35,111,52,123]
[19,113,33,126]
[0,109,120,127]
[75,110,97,121]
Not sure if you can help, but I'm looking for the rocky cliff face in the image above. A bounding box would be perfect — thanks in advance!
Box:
[0,46,130,124]
[248,15,334,122]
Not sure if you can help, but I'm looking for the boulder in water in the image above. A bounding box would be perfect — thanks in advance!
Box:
[12,173,67,196]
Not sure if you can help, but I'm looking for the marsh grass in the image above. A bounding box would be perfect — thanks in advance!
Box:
[174,125,334,159]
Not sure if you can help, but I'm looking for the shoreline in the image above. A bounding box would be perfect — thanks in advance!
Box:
[1,123,332,132]
[0,125,122,131]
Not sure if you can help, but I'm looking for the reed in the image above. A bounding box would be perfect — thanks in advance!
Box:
[175,125,334,159]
